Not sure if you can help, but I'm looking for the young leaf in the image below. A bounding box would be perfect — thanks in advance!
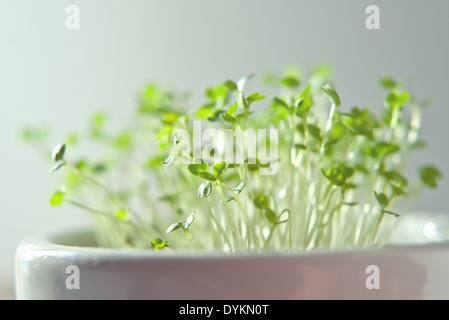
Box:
[246,93,266,104]
[206,85,227,101]
[371,142,400,158]
[374,191,389,209]
[253,194,269,209]
[199,172,217,181]
[91,112,106,139]
[321,83,341,106]
[162,113,180,124]
[383,210,400,218]
[50,191,65,206]
[50,160,65,174]
[188,161,209,176]
[322,164,355,186]
[379,77,397,89]
[280,76,300,88]
[419,166,442,188]
[213,162,228,178]
[116,209,129,221]
[227,102,238,116]
[184,212,195,230]
[237,74,255,91]
[343,202,359,206]
[166,222,183,233]
[272,97,289,110]
[196,104,214,119]
[296,96,313,116]
[220,196,235,204]
[151,238,170,251]
[51,144,66,162]
[265,209,278,224]
[221,112,237,123]
[276,208,290,224]
[382,170,408,189]
[224,80,238,91]
[234,181,246,195]
[198,181,212,198]
[386,91,410,109]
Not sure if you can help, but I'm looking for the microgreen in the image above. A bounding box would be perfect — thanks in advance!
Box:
[24,65,441,252]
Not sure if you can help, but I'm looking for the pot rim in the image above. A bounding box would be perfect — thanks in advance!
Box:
[16,211,449,261]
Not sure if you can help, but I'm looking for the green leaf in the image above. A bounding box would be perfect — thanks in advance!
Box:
[162,112,180,124]
[296,96,313,116]
[213,162,228,178]
[224,80,238,91]
[379,77,397,89]
[280,76,300,88]
[276,208,290,224]
[198,181,213,198]
[265,209,278,224]
[321,83,341,106]
[374,191,389,209]
[116,209,129,221]
[151,238,170,251]
[272,97,289,110]
[324,138,340,149]
[183,212,195,230]
[234,181,246,195]
[308,124,322,142]
[146,155,166,168]
[386,91,410,109]
[90,112,107,139]
[343,202,359,206]
[20,126,50,143]
[196,104,215,119]
[50,191,65,206]
[166,222,183,233]
[322,164,355,186]
[246,93,266,104]
[246,158,260,171]
[370,142,400,158]
[382,170,408,189]
[237,74,255,91]
[299,84,311,99]
[383,210,400,218]
[220,196,235,204]
[50,160,65,174]
[227,102,238,116]
[221,112,237,123]
[51,144,66,162]
[199,172,217,181]
[419,166,442,188]
[206,85,228,101]
[162,153,175,165]
[114,132,132,150]
[253,194,269,209]
[188,161,209,176]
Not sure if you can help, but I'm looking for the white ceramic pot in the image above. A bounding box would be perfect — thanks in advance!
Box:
[15,211,449,300]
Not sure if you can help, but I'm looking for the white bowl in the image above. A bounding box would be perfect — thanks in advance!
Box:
[15,211,449,299]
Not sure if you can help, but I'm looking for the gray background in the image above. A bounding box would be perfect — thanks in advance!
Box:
[1,0,448,297]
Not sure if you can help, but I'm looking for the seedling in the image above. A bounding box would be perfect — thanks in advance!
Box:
[23,66,442,252]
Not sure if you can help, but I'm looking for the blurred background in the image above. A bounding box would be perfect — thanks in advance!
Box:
[1,0,448,298]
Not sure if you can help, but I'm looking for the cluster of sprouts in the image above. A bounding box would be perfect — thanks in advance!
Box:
[24,66,441,252]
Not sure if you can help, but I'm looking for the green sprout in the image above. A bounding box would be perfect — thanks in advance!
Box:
[23,65,442,252]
